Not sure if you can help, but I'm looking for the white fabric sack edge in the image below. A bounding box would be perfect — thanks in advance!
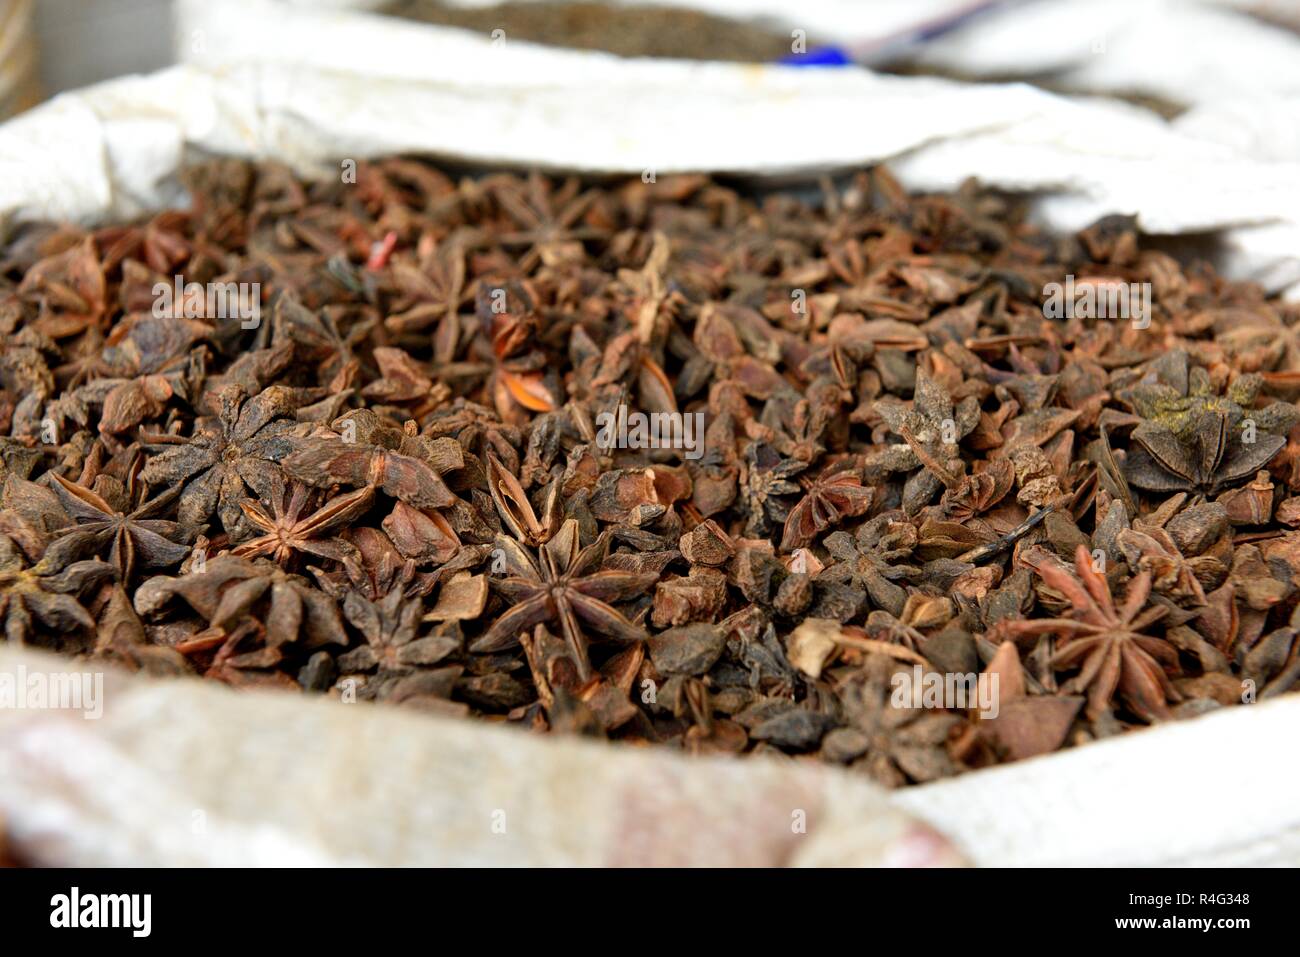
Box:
[897,696,1300,866]
[169,0,1300,297]
[249,0,1300,105]
[3,58,1300,295]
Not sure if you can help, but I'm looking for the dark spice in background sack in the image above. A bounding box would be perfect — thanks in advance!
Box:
[384,1,1185,117]
[3,158,1300,788]
[384,0,795,62]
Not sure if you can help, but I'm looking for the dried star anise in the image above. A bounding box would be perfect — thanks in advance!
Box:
[135,553,348,650]
[819,516,920,618]
[6,154,1300,785]
[738,442,804,539]
[0,534,114,645]
[781,463,873,552]
[281,431,456,510]
[140,384,305,536]
[337,587,459,683]
[1002,545,1180,722]
[230,479,373,569]
[872,368,980,513]
[44,472,193,583]
[1121,351,1300,494]
[94,583,190,675]
[471,519,656,680]
[821,654,962,788]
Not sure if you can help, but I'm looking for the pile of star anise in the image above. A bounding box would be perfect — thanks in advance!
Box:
[3,158,1299,788]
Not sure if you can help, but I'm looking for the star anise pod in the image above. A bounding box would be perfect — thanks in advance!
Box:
[738,442,805,539]
[872,369,980,512]
[94,583,190,675]
[761,388,840,464]
[1003,544,1180,722]
[821,654,963,788]
[90,313,207,434]
[135,553,348,649]
[1241,605,1300,699]
[43,472,193,583]
[0,444,42,487]
[359,346,450,418]
[18,236,106,340]
[309,526,440,603]
[99,208,188,276]
[818,516,920,618]
[423,400,523,474]
[0,535,114,645]
[476,281,559,420]
[230,479,373,569]
[0,473,71,554]
[1115,525,1212,607]
[485,451,560,547]
[780,463,874,551]
[271,294,373,393]
[1211,304,1300,379]
[179,619,299,691]
[470,518,656,680]
[92,371,178,435]
[281,433,457,510]
[1122,351,1300,494]
[493,172,603,271]
[337,587,459,680]
[382,238,468,360]
[140,384,306,536]
[940,458,1015,521]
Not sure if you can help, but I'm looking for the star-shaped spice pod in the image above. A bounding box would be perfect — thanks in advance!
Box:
[134,554,348,650]
[820,654,962,788]
[140,384,307,537]
[337,587,460,681]
[738,442,805,539]
[44,472,194,583]
[271,292,374,391]
[780,464,874,552]
[470,518,657,681]
[0,535,114,645]
[1002,545,1180,722]
[1211,303,1300,384]
[872,369,981,513]
[493,172,604,272]
[230,478,373,569]
[819,516,920,618]
[1122,351,1299,494]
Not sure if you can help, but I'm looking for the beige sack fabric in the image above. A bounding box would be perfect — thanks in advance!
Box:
[5,646,1299,866]
[0,648,964,867]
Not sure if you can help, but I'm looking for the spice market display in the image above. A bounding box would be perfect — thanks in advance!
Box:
[2,157,1299,790]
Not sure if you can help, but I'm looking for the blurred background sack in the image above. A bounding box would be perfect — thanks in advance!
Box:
[0,0,40,121]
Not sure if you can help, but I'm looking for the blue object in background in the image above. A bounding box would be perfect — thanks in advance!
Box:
[780,46,853,67]
[776,2,1025,69]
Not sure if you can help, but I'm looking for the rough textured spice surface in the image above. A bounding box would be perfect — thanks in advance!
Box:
[2,158,1300,788]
